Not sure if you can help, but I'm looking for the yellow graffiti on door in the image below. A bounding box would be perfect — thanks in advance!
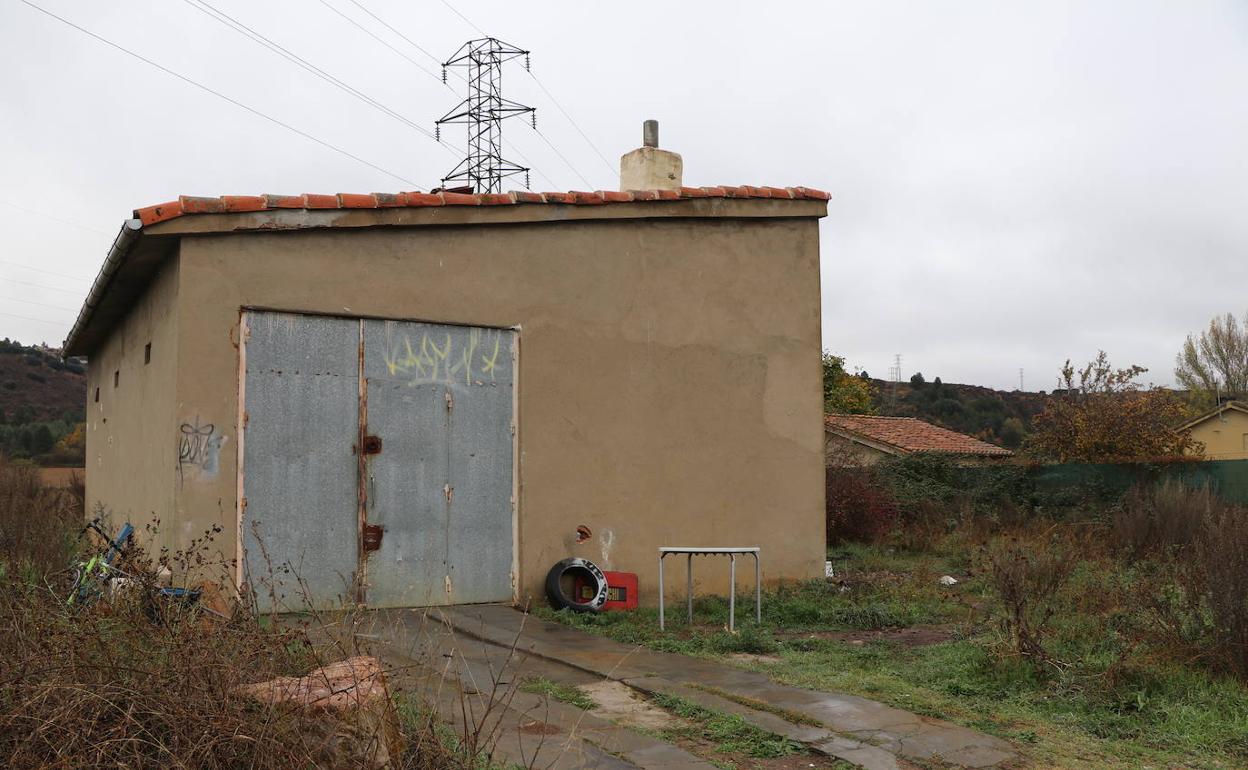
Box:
[383,327,505,387]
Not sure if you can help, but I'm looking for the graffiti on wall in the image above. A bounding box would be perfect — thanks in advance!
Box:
[178,416,225,481]
[382,327,507,388]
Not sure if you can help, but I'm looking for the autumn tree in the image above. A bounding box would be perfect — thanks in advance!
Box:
[1175,311,1248,408]
[823,352,875,414]
[1028,351,1199,462]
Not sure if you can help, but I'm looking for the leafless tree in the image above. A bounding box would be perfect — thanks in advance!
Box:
[1175,311,1248,407]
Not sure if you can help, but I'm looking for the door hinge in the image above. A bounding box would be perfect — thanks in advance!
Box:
[445,575,453,595]
[445,390,454,410]
[444,483,453,503]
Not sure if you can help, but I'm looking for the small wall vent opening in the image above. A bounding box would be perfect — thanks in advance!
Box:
[113,370,119,388]
[94,387,99,403]
[144,342,151,364]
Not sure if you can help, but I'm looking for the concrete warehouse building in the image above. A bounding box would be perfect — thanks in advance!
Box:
[64,137,829,611]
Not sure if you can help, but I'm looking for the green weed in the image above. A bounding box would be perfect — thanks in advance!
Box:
[518,677,594,710]
[650,692,804,759]
[539,538,1248,770]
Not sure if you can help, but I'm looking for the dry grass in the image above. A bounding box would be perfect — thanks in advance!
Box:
[0,457,511,770]
[0,459,81,578]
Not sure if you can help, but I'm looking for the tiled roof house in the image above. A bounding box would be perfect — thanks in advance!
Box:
[824,414,1013,466]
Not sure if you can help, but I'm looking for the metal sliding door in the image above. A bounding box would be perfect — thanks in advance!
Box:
[241,310,515,611]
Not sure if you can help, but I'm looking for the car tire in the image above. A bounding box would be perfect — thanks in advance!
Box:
[545,557,608,612]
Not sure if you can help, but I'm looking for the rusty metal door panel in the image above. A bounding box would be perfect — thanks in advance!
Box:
[446,327,516,604]
[242,311,360,612]
[362,320,515,607]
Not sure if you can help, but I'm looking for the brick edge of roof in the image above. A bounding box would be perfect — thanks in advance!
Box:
[824,413,1014,457]
[134,186,831,227]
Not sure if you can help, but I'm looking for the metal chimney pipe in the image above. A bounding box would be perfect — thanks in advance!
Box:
[643,119,659,148]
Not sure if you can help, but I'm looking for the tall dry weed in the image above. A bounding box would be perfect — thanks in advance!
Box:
[1112,479,1212,560]
[0,457,81,576]
[983,534,1075,666]
[0,464,509,769]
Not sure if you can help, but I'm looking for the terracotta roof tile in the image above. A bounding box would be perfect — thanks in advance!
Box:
[825,414,1013,457]
[130,186,829,227]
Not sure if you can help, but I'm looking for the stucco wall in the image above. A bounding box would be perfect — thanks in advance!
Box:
[165,214,824,604]
[824,431,892,466]
[84,256,179,536]
[1190,410,1248,460]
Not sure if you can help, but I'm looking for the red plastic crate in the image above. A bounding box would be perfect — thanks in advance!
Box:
[575,570,638,611]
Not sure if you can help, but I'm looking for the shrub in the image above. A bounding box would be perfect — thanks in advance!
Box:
[825,466,898,543]
[1194,503,1248,679]
[875,453,1029,518]
[1112,479,1211,560]
[984,536,1075,665]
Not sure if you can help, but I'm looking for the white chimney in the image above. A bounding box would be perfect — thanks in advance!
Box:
[620,120,682,192]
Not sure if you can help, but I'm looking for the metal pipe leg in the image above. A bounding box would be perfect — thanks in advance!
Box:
[686,553,693,623]
[754,552,761,624]
[729,554,736,633]
[658,554,665,631]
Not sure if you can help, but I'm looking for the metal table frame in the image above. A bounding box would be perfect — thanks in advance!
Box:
[658,547,760,632]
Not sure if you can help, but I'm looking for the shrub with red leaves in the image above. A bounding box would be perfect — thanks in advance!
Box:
[826,466,899,544]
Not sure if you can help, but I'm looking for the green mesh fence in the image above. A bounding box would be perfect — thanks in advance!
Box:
[875,455,1248,513]
[1027,460,1248,507]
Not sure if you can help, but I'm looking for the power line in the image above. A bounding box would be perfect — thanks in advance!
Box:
[18,0,421,188]
[307,0,531,183]
[0,296,79,313]
[314,0,443,83]
[437,0,487,37]
[310,0,492,171]
[0,259,91,284]
[5,278,87,296]
[0,310,68,328]
[533,128,593,189]
[344,0,445,68]
[505,140,558,191]
[340,0,469,90]
[180,0,445,148]
[528,72,617,177]
[0,200,111,236]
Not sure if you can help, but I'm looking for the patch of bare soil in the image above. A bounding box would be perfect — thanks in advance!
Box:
[778,625,957,648]
[580,680,681,732]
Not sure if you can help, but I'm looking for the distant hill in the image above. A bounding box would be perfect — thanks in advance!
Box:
[0,339,85,422]
[867,376,1050,449]
[0,339,86,465]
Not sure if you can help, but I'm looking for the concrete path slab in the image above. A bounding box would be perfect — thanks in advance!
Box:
[355,609,718,770]
[436,604,1015,769]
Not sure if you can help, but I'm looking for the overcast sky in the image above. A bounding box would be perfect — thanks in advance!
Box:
[2,1,1245,390]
